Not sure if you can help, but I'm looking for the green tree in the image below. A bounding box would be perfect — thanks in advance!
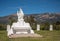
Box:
[9,17,16,26]
[27,15,37,30]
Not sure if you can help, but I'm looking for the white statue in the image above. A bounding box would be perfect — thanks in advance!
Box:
[7,8,34,36]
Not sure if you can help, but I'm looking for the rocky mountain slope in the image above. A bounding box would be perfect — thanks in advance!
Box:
[0,13,60,24]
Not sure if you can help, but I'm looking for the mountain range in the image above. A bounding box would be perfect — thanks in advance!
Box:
[0,13,60,24]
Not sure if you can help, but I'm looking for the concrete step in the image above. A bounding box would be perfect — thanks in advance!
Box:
[9,33,43,38]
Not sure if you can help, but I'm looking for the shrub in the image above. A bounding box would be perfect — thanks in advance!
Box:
[0,24,6,30]
[30,23,37,30]
[40,24,49,30]
[53,24,60,30]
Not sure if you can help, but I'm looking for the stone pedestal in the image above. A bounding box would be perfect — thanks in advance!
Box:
[37,24,40,31]
[49,25,53,31]
[7,25,10,32]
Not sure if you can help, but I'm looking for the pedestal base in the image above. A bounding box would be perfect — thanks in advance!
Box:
[9,34,43,38]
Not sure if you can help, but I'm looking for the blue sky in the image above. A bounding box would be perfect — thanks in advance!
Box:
[0,0,60,16]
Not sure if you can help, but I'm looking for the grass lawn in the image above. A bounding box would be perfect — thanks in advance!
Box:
[0,30,60,41]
